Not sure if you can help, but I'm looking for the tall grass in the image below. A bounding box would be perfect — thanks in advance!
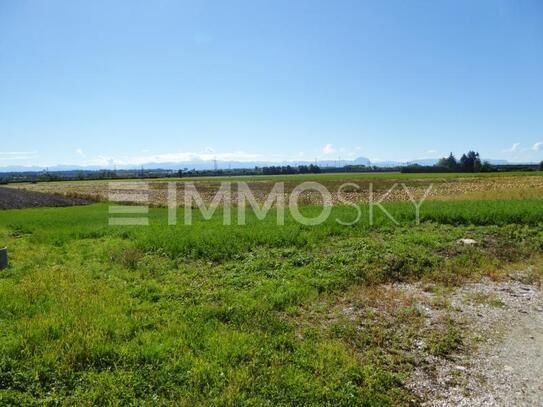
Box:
[2,200,542,261]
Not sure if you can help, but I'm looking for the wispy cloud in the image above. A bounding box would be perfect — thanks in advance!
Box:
[322,144,335,155]
[0,151,38,160]
[424,149,441,158]
[532,142,542,151]
[75,148,85,157]
[502,143,521,153]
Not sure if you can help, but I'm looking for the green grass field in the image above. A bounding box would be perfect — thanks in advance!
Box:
[1,198,542,405]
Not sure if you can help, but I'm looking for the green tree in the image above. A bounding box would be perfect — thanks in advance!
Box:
[473,157,482,172]
[437,153,457,170]
[459,151,481,172]
[481,161,494,172]
[446,153,458,170]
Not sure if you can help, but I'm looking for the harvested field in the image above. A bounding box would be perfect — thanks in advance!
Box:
[8,173,543,207]
[0,187,94,209]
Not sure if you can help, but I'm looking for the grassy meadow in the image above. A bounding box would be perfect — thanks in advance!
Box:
[1,191,543,405]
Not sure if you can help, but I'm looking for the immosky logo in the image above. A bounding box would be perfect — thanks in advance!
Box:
[108,182,433,226]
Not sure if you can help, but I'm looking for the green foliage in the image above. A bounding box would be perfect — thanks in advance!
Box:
[427,318,463,357]
[0,199,541,404]
[421,151,485,173]
[459,151,482,172]
[437,152,459,171]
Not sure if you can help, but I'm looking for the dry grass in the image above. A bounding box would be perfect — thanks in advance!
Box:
[9,174,543,207]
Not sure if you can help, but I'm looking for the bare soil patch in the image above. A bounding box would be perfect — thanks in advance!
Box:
[0,187,94,209]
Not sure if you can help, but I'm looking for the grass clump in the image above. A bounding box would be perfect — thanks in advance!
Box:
[427,317,463,357]
[464,292,506,308]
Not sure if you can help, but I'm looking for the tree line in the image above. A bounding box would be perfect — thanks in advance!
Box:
[2,155,542,183]
[435,151,493,172]
[402,151,543,173]
[261,164,321,175]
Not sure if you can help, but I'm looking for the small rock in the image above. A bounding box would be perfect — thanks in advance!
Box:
[457,238,477,246]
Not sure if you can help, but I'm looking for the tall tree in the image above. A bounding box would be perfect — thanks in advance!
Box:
[446,153,458,170]
[437,153,457,170]
[459,151,481,172]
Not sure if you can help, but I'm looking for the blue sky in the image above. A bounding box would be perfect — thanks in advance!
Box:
[1,0,542,167]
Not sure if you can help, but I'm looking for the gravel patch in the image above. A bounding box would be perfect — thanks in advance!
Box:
[405,271,543,406]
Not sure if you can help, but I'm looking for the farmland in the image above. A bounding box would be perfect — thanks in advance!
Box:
[8,171,543,206]
[0,172,542,405]
[4,0,543,403]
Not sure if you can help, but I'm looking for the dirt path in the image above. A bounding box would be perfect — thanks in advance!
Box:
[485,311,543,406]
[407,271,543,406]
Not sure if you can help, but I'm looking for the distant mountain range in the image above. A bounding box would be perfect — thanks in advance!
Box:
[0,157,371,173]
[0,157,515,173]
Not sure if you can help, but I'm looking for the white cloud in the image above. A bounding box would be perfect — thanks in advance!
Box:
[92,155,116,167]
[425,149,441,157]
[75,148,85,157]
[322,144,335,155]
[204,147,215,154]
[0,151,38,161]
[502,143,521,153]
[0,151,37,155]
[532,142,542,151]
